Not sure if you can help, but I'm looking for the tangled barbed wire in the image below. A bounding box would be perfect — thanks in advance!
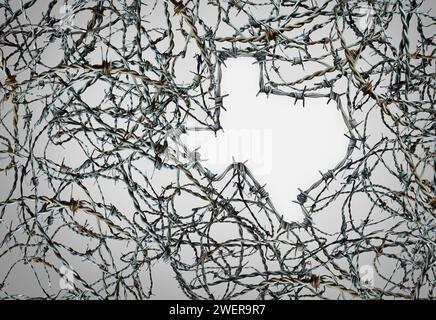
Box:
[0,0,434,299]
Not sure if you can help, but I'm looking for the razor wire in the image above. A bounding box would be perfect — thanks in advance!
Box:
[0,0,435,299]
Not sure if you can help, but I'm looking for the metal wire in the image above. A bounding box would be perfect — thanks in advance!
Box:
[0,0,435,299]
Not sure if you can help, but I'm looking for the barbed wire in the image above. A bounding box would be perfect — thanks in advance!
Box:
[0,0,434,299]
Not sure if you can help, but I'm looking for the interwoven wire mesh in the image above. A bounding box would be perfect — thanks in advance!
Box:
[0,0,435,299]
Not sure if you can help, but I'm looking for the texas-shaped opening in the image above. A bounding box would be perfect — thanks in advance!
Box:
[183,58,348,223]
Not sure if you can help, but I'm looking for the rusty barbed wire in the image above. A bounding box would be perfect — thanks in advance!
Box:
[0,0,434,299]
